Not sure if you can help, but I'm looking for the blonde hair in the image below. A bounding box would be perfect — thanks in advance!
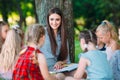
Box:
[96,20,118,41]
[25,24,45,45]
[0,29,21,72]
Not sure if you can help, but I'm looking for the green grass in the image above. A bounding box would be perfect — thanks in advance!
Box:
[75,40,82,63]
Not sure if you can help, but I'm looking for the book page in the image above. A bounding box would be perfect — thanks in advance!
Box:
[52,63,78,73]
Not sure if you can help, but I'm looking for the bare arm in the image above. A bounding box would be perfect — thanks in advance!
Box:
[74,57,88,79]
[38,53,58,80]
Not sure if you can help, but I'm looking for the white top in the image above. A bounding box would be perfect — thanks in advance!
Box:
[106,46,114,61]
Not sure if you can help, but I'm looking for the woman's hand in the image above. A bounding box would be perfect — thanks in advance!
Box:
[54,61,66,70]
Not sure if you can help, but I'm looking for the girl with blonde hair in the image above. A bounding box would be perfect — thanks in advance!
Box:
[0,28,22,79]
[96,20,120,80]
[13,24,58,80]
[96,20,119,60]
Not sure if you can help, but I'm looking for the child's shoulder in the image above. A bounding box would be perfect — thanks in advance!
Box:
[81,50,104,57]
[19,48,27,55]
[80,52,90,58]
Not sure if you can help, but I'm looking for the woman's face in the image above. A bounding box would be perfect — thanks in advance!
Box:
[49,13,61,30]
[1,25,9,40]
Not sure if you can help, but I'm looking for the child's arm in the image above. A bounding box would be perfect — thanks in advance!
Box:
[38,53,58,80]
[74,57,88,79]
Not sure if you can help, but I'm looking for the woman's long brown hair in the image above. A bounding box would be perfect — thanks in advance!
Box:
[47,7,68,61]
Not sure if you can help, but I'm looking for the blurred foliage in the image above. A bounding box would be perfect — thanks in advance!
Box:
[73,0,120,30]
[73,0,120,62]
[0,0,36,28]
[0,0,120,29]
[75,40,82,62]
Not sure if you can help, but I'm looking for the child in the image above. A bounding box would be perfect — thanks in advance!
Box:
[96,20,120,80]
[96,20,119,61]
[0,28,22,79]
[93,27,106,51]
[65,30,113,80]
[12,24,58,80]
[0,21,9,52]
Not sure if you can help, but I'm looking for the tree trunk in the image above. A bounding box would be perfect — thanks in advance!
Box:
[33,0,39,23]
[63,0,75,62]
[35,0,75,62]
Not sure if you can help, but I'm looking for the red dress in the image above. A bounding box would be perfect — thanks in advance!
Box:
[12,46,44,80]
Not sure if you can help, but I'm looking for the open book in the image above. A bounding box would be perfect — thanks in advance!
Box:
[50,63,78,73]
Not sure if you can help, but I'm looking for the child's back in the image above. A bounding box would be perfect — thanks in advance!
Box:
[81,50,113,79]
[13,46,44,80]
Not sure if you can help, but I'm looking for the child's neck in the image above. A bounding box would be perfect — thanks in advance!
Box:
[27,43,38,49]
[88,47,97,51]
[87,42,97,51]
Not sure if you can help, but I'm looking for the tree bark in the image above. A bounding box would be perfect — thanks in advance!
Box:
[33,0,39,23]
[63,0,75,62]
[35,0,75,62]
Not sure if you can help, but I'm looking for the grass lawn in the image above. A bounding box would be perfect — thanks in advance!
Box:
[75,40,82,63]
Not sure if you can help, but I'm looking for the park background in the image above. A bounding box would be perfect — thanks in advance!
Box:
[0,0,120,62]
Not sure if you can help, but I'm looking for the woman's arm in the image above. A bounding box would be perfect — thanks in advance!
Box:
[38,53,58,80]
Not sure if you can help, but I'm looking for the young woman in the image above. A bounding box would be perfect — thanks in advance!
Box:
[0,21,9,52]
[65,30,113,80]
[40,7,69,71]
[0,28,22,79]
[12,24,58,80]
